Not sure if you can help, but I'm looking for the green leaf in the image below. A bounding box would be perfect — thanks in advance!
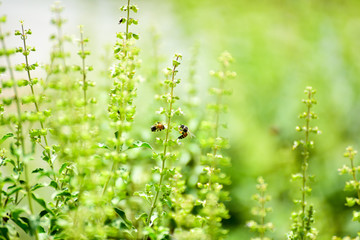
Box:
[11,211,29,234]
[128,140,152,150]
[59,162,70,174]
[135,213,148,224]
[0,227,9,240]
[0,133,14,145]
[32,193,54,216]
[39,210,48,218]
[0,158,16,168]
[19,217,34,235]
[55,190,71,198]
[132,33,139,40]
[114,207,133,229]
[37,225,45,233]
[13,219,29,234]
[49,180,58,190]
[32,168,44,173]
[353,211,360,222]
[7,186,22,196]
[9,143,19,157]
[11,208,25,219]
[163,197,172,208]
[3,177,15,184]
[346,197,356,207]
[31,183,44,191]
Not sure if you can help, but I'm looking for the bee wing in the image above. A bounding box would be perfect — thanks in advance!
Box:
[188,130,196,138]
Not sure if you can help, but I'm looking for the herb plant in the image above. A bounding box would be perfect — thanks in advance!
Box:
[333,147,360,240]
[247,176,274,240]
[1,1,358,239]
[288,87,320,240]
[196,51,235,240]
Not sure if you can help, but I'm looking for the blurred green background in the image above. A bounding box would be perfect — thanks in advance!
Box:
[3,0,360,239]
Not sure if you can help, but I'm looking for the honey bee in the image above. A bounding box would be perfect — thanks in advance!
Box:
[151,122,166,132]
[178,124,189,139]
[119,18,126,24]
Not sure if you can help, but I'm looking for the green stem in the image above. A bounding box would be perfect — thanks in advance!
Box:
[55,168,69,208]
[103,0,132,196]
[0,182,3,209]
[76,26,88,205]
[79,27,87,118]
[260,188,265,240]
[102,160,117,196]
[24,164,39,240]
[301,90,311,239]
[0,25,22,174]
[144,57,179,235]
[20,24,54,170]
[208,66,225,190]
[126,0,130,40]
[56,11,66,69]
[0,23,39,240]
[349,156,360,200]
[1,24,21,204]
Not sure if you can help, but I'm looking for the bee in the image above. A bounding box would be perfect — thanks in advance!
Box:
[119,18,126,24]
[178,124,189,139]
[151,122,166,132]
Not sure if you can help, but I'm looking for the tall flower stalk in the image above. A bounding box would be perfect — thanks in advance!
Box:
[0,18,40,240]
[333,147,360,240]
[16,21,56,181]
[288,86,320,240]
[0,17,23,180]
[247,177,274,240]
[145,54,183,232]
[104,0,140,195]
[197,52,235,240]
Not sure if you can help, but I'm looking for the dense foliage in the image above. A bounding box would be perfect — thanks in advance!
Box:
[1,0,360,239]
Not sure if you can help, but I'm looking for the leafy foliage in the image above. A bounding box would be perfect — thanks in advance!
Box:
[333,147,360,239]
[0,1,231,239]
[288,87,320,240]
[247,176,274,240]
[2,0,359,239]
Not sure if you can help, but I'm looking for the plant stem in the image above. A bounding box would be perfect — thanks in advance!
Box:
[79,27,87,117]
[20,25,59,220]
[260,188,265,240]
[0,24,39,240]
[102,160,117,196]
[75,26,89,205]
[103,0,132,196]
[20,24,54,170]
[349,154,360,200]
[126,0,130,40]
[56,11,66,69]
[55,168,69,208]
[301,90,311,238]
[208,65,225,190]
[144,56,179,233]
[0,26,22,173]
[1,25,22,205]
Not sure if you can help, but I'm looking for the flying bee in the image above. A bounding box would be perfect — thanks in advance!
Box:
[151,122,166,132]
[178,124,189,139]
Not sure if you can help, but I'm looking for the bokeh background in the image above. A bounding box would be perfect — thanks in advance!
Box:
[2,0,360,239]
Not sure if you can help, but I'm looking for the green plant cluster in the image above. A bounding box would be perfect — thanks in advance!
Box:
[287,87,320,240]
[2,1,360,240]
[0,1,234,239]
[332,147,360,240]
[247,176,273,240]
